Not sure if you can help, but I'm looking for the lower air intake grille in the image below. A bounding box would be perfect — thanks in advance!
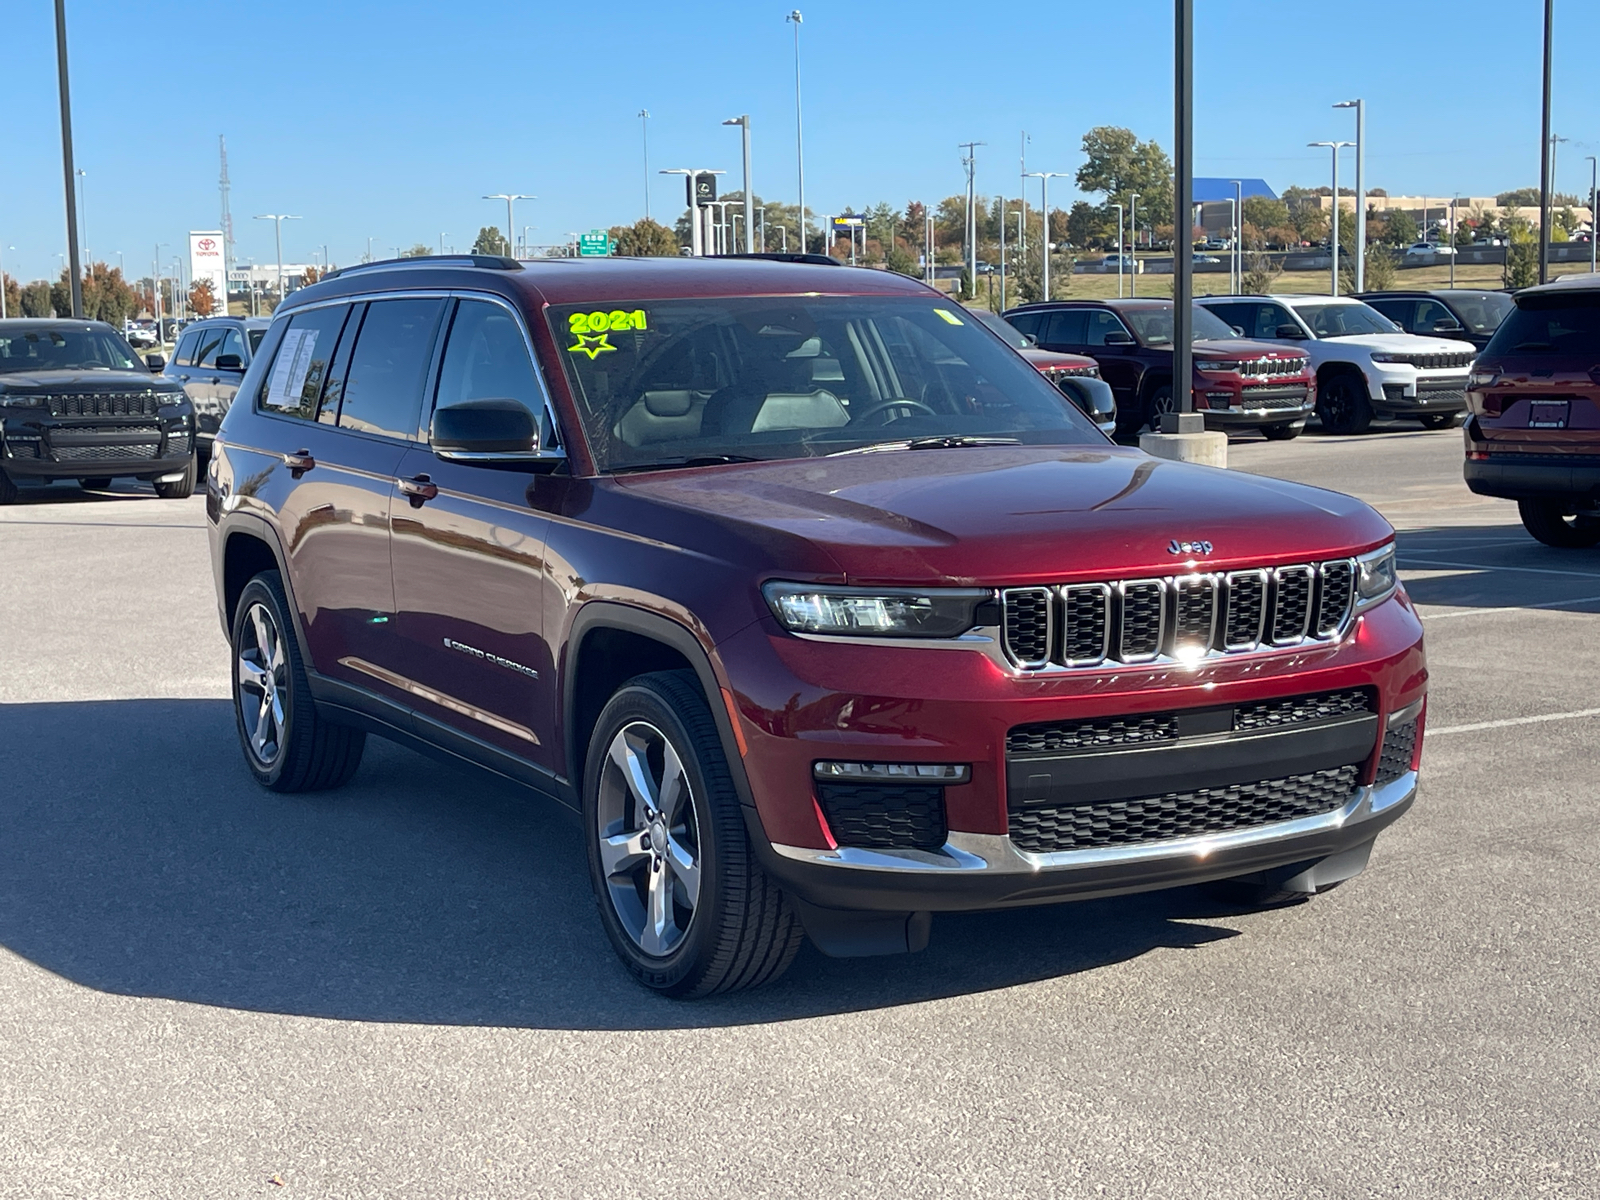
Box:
[53,443,158,461]
[1234,688,1373,731]
[1007,713,1178,755]
[815,783,947,851]
[1376,719,1419,785]
[1008,766,1359,853]
[167,431,191,456]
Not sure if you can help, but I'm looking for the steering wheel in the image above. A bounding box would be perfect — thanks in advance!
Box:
[849,397,937,426]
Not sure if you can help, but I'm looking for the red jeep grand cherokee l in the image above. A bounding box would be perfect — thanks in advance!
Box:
[206,254,1426,996]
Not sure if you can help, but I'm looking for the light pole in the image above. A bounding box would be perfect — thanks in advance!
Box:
[787,11,806,253]
[152,242,168,331]
[1173,0,1194,419]
[1127,192,1140,298]
[998,194,1007,310]
[1018,130,1029,265]
[962,141,985,298]
[1449,196,1459,288]
[1539,0,1553,283]
[638,109,651,220]
[483,194,532,257]
[523,226,535,257]
[1588,156,1598,274]
[76,168,88,264]
[54,0,83,317]
[0,244,8,319]
[1026,171,1067,302]
[1308,142,1352,295]
[1111,202,1125,298]
[252,214,300,308]
[1231,179,1242,294]
[1334,100,1365,290]
[440,232,448,256]
[723,115,755,254]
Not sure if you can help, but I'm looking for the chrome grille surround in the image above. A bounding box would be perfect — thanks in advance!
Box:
[1000,557,1358,672]
[45,391,167,417]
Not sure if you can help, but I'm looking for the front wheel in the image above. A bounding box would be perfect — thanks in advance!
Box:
[1317,373,1373,435]
[153,454,196,500]
[1259,422,1305,441]
[1518,499,1600,548]
[585,670,802,997]
[1418,412,1461,430]
[1142,383,1176,434]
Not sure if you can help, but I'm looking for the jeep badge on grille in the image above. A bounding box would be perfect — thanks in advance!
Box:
[1168,539,1214,556]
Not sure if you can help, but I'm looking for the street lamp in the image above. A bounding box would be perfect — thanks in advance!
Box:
[1127,192,1140,298]
[1230,179,1242,294]
[1026,171,1068,301]
[253,214,300,308]
[786,11,806,253]
[483,194,533,257]
[1334,100,1365,290]
[1307,142,1352,295]
[723,115,755,255]
[75,168,88,264]
[152,242,168,332]
[1110,202,1125,298]
[1588,156,1598,275]
[54,0,84,317]
[638,109,651,220]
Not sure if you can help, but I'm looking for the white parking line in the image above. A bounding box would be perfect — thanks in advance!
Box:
[1398,557,1600,581]
[1429,708,1600,736]
[1422,593,1600,620]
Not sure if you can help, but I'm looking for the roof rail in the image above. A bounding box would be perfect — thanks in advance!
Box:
[321,254,522,282]
[715,252,843,266]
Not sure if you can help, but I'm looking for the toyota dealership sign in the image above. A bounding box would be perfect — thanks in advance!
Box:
[189,231,228,310]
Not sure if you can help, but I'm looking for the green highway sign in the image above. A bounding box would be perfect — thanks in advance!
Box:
[578,230,610,257]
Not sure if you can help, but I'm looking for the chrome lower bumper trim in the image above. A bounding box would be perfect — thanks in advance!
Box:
[771,771,1417,876]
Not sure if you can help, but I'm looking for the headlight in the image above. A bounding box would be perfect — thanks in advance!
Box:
[1469,370,1498,388]
[1199,360,1244,373]
[762,582,992,638]
[0,393,44,408]
[1354,543,1397,610]
[1368,353,1406,364]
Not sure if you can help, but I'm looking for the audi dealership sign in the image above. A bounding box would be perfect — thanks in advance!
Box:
[188,231,228,310]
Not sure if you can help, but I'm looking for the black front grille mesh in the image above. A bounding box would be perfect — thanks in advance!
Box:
[1317,562,1354,636]
[815,783,947,850]
[1376,719,1419,784]
[1061,585,1110,664]
[1272,567,1314,642]
[1234,688,1373,731]
[1008,766,1359,853]
[1224,571,1266,648]
[46,392,165,417]
[1120,582,1165,660]
[1003,588,1051,665]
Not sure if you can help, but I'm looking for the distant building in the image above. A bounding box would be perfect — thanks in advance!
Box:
[1194,179,1277,238]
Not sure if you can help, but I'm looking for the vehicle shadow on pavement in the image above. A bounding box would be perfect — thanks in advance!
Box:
[0,699,1247,1030]
[1398,523,1600,614]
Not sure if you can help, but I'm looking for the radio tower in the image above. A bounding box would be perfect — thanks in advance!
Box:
[219,135,234,284]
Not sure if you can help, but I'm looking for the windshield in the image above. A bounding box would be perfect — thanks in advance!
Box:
[0,325,144,374]
[1121,304,1241,345]
[1445,292,1513,335]
[971,308,1030,349]
[1292,302,1400,337]
[548,296,1103,471]
[1483,292,1600,356]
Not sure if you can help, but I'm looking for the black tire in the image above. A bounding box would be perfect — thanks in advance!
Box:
[1418,411,1461,430]
[1316,372,1373,435]
[1518,499,1600,548]
[1142,382,1175,434]
[231,570,365,792]
[584,670,803,998]
[0,466,18,505]
[153,453,197,500]
[78,477,114,490]
[1259,422,1305,441]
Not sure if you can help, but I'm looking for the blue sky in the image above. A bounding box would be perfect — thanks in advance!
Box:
[3,0,1597,282]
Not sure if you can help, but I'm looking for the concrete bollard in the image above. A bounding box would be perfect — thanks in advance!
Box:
[1139,412,1227,468]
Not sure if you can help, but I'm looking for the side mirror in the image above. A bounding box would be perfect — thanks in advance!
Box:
[1432,318,1464,333]
[215,353,244,370]
[1022,332,1038,347]
[430,398,544,462]
[145,354,166,371]
[1103,330,1135,346]
[1054,375,1117,431]
[1275,324,1307,339]
[1231,325,1245,337]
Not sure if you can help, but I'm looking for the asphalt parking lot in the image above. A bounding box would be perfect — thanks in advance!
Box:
[2,428,1596,1199]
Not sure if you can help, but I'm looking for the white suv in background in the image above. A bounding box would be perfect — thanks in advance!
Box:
[1198,295,1476,434]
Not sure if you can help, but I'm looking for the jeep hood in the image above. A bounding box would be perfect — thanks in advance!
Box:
[613,446,1392,586]
[1315,333,1476,355]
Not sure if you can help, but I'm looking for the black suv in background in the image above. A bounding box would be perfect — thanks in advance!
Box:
[163,317,270,457]
[1356,290,1513,351]
[0,319,197,503]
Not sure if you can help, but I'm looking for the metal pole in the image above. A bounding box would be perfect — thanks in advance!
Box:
[1232,179,1242,294]
[1041,175,1050,301]
[1331,150,1339,296]
[639,109,650,220]
[54,0,83,317]
[1354,102,1365,290]
[1019,131,1028,265]
[998,190,1007,310]
[1172,0,1194,417]
[788,12,806,252]
[1539,0,1553,284]
[1449,197,1458,288]
[724,116,755,255]
[1128,193,1139,298]
[1589,157,1598,274]
[76,169,88,266]
[1113,203,1124,298]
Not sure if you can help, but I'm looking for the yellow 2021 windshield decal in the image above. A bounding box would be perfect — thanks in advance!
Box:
[566,310,648,359]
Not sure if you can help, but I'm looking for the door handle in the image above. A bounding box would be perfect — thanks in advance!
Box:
[283,450,315,476]
[178,374,190,381]
[208,377,221,384]
[398,474,439,507]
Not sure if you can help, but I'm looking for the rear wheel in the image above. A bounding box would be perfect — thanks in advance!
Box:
[78,477,113,490]
[231,571,366,791]
[1259,422,1305,441]
[1142,383,1176,434]
[1317,372,1373,435]
[1518,499,1600,548]
[1418,412,1461,430]
[153,454,196,500]
[585,670,803,997]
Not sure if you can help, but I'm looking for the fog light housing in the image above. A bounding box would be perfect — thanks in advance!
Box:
[814,761,971,783]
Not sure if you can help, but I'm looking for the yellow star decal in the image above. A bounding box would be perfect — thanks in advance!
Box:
[567,332,617,360]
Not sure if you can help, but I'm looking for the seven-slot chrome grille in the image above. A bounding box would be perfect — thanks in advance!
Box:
[1392,350,1473,370]
[1238,356,1308,377]
[1001,559,1357,670]
[45,391,168,417]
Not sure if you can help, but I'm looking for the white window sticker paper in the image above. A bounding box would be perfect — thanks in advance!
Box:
[265,328,319,410]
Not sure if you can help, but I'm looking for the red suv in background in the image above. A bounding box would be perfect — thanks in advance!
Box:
[1464,278,1600,547]
[207,254,1425,997]
[1004,299,1315,440]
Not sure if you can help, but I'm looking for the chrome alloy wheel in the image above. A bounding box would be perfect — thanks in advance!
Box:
[236,602,288,767]
[596,721,703,958]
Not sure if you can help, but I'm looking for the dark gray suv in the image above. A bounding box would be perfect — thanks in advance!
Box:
[163,317,269,457]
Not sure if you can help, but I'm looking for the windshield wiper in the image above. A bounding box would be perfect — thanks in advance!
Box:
[827,435,1021,457]
[610,454,762,474]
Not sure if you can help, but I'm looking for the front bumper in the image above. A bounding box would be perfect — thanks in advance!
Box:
[758,769,1415,912]
[1194,380,1314,429]
[1368,367,1470,414]
[1,410,195,480]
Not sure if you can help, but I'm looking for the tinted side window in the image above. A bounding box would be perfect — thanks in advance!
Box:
[217,328,247,366]
[174,329,201,368]
[1084,310,1131,347]
[1006,311,1044,339]
[1041,309,1088,345]
[1413,299,1456,333]
[1202,303,1247,334]
[1365,299,1414,330]
[194,328,226,368]
[259,305,352,420]
[338,298,446,440]
[435,300,539,413]
[1259,305,1298,338]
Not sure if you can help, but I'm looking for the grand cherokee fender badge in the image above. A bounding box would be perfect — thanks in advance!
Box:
[1168,539,1214,556]
[443,637,540,679]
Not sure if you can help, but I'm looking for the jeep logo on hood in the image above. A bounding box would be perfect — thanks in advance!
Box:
[1168,539,1214,556]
